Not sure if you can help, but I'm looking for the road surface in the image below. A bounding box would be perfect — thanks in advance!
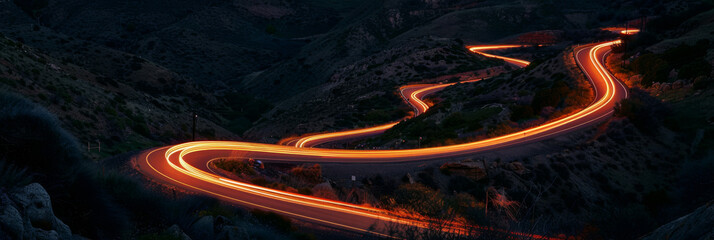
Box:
[281,45,533,148]
[136,40,627,238]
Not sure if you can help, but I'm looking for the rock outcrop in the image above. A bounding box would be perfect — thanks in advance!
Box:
[641,201,714,240]
[0,183,73,240]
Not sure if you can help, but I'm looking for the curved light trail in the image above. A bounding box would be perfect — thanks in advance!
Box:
[137,40,628,238]
[284,45,532,148]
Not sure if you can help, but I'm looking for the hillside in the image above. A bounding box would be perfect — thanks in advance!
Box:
[1,0,363,86]
[245,37,503,141]
[339,4,714,239]
[264,3,714,239]
[0,0,711,239]
[354,44,594,148]
[0,35,241,158]
[243,0,688,141]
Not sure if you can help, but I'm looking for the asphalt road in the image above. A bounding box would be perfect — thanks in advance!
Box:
[136,40,627,238]
[282,45,533,148]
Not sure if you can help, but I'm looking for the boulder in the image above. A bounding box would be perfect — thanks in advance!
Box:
[0,198,24,239]
[190,215,215,239]
[32,228,59,240]
[641,201,714,240]
[11,183,55,230]
[668,69,678,80]
[10,183,72,240]
[506,162,527,175]
[216,225,249,240]
[661,83,671,91]
[165,224,192,240]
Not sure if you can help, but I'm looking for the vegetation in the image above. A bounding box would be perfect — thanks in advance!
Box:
[614,89,666,134]
[289,164,323,184]
[530,80,571,115]
[213,159,332,201]
[376,105,502,147]
[0,91,127,237]
[354,93,408,125]
[13,0,48,17]
[215,91,273,135]
[628,40,711,87]
[0,161,33,189]
[250,209,294,233]
[0,91,301,239]
[214,159,256,176]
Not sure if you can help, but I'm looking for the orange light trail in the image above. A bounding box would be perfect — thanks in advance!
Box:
[468,45,532,68]
[137,40,629,239]
[620,29,640,35]
[288,45,531,148]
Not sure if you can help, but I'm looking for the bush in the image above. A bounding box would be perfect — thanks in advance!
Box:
[510,104,535,121]
[447,176,485,199]
[0,161,32,189]
[392,184,444,217]
[642,189,670,215]
[214,159,256,176]
[531,80,569,113]
[661,40,710,68]
[614,89,666,134]
[630,40,711,87]
[678,59,711,79]
[0,91,128,237]
[693,76,712,90]
[251,209,293,232]
[676,155,714,206]
[13,0,48,17]
[630,54,670,87]
[289,164,322,184]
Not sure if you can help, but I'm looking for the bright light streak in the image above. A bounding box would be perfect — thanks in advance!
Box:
[289,45,532,148]
[468,45,532,67]
[620,29,640,35]
[139,39,630,239]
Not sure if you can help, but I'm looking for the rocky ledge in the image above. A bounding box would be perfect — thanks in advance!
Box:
[641,201,714,240]
[0,183,74,240]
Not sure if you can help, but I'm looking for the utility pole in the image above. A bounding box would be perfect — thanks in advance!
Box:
[192,112,197,141]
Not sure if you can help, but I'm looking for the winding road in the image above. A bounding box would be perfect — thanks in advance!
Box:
[281,45,532,148]
[136,40,628,238]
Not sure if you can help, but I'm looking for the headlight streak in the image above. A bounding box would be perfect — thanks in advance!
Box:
[139,39,629,239]
[290,45,533,148]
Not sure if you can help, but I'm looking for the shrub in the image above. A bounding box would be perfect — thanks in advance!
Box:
[0,91,128,237]
[392,184,445,217]
[678,59,711,79]
[531,80,569,113]
[630,54,670,87]
[614,88,666,134]
[251,209,293,232]
[676,155,714,206]
[0,161,32,189]
[641,189,670,215]
[510,104,535,121]
[693,76,712,90]
[289,164,322,184]
[214,159,256,176]
[661,40,710,68]
[551,162,570,179]
[13,0,48,17]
